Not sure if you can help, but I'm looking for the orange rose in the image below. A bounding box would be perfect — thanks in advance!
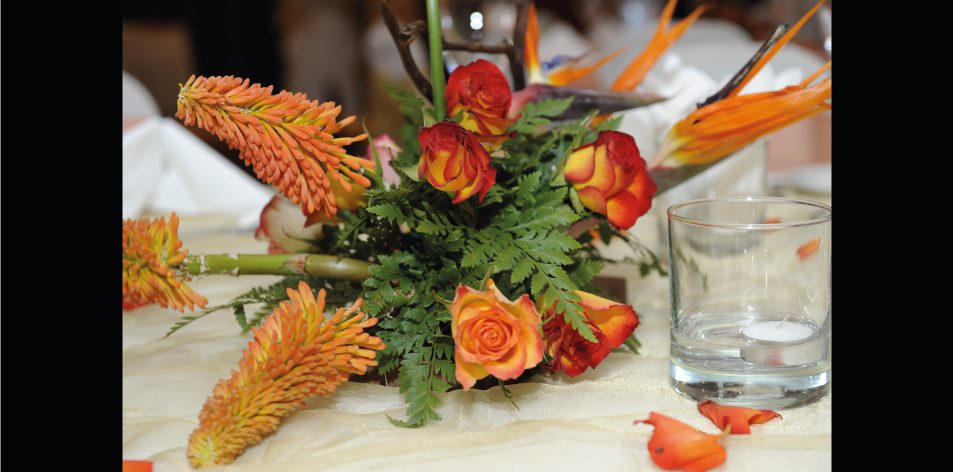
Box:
[564,130,656,230]
[451,280,544,390]
[445,59,514,148]
[542,291,639,377]
[418,121,496,203]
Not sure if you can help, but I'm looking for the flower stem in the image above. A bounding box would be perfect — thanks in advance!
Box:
[623,335,642,355]
[183,254,371,282]
[426,0,446,120]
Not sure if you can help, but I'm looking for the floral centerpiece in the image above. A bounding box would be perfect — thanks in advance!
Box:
[122,0,830,468]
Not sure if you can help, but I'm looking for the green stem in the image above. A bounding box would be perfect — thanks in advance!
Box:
[426,0,446,120]
[183,254,372,282]
[623,335,642,355]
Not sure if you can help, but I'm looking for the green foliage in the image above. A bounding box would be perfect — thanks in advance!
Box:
[170,87,667,428]
[164,276,366,338]
[508,97,574,134]
[164,276,308,337]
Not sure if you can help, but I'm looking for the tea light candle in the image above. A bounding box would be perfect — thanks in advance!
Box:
[742,321,813,343]
[740,320,825,366]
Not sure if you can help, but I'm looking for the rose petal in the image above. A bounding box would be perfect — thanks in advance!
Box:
[605,190,641,229]
[482,340,528,380]
[697,401,782,435]
[578,291,639,354]
[637,412,727,472]
[122,460,153,472]
[577,186,608,214]
[519,320,545,369]
[565,145,595,183]
[455,353,490,391]
[587,144,616,191]
[624,166,657,215]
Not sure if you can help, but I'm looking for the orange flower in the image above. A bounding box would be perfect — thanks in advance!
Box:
[187,281,384,467]
[122,461,152,472]
[122,212,207,312]
[175,75,372,220]
[524,3,621,87]
[697,401,781,435]
[445,59,514,147]
[655,74,831,168]
[653,0,830,169]
[451,280,544,390]
[611,0,709,92]
[418,121,497,204]
[564,131,656,229]
[636,412,727,472]
[543,291,639,377]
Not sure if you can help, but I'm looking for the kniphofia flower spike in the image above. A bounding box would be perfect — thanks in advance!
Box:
[176,75,373,220]
[122,212,207,312]
[187,282,384,467]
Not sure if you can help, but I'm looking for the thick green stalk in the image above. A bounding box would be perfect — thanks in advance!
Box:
[184,254,371,282]
[426,0,446,120]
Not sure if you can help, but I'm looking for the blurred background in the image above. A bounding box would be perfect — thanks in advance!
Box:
[123,0,830,167]
[123,0,830,231]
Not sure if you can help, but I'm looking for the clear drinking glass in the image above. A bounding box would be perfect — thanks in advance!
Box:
[667,197,831,409]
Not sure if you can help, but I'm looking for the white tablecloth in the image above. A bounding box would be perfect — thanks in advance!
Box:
[123,228,831,471]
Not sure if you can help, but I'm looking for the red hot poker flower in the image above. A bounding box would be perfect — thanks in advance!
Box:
[176,75,372,220]
[122,212,207,312]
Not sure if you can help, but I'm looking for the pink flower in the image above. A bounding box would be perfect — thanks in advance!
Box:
[255,195,325,254]
[365,134,402,186]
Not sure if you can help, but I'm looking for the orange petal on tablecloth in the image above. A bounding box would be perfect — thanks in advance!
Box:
[636,412,727,472]
[697,400,782,435]
[122,460,152,472]
[797,239,821,261]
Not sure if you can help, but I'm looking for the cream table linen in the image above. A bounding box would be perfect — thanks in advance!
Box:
[123,228,831,472]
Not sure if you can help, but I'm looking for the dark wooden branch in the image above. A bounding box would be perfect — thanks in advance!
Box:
[380,0,432,101]
[436,0,529,90]
[380,0,531,99]
[510,0,530,90]
[443,40,512,54]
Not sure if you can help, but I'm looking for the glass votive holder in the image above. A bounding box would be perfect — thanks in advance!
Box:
[667,197,831,409]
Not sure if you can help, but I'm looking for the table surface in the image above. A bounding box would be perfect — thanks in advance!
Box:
[123,228,831,472]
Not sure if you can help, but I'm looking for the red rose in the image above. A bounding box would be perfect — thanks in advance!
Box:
[542,291,639,377]
[564,130,656,230]
[418,121,496,203]
[445,59,515,148]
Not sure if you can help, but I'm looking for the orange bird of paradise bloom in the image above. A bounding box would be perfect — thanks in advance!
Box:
[611,0,710,92]
[524,2,621,86]
[651,0,830,191]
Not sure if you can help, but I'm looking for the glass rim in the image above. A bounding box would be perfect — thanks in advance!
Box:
[667,196,831,229]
